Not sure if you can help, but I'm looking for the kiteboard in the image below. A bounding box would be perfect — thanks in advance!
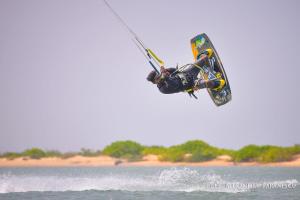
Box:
[191,33,232,106]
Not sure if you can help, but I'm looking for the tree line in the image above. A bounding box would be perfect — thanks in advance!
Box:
[1,140,300,163]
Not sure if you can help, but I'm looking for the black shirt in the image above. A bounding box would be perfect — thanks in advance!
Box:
[157,75,184,94]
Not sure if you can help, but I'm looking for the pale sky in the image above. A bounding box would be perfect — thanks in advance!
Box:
[0,0,299,152]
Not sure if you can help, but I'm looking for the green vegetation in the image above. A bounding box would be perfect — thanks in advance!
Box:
[79,148,101,157]
[287,145,300,154]
[142,145,167,156]
[44,150,63,157]
[0,147,100,160]
[0,152,21,160]
[159,140,219,162]
[1,141,299,163]
[102,140,144,161]
[233,144,300,163]
[22,148,46,159]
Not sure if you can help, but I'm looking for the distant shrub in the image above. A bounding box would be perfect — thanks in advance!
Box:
[286,145,300,155]
[0,152,21,160]
[79,148,101,157]
[177,140,212,152]
[102,141,144,160]
[180,140,218,162]
[233,145,264,162]
[159,140,219,162]
[142,146,167,155]
[60,152,77,159]
[187,149,216,162]
[22,148,46,159]
[45,150,62,157]
[217,148,236,157]
[259,147,293,162]
[160,147,185,162]
[234,145,297,163]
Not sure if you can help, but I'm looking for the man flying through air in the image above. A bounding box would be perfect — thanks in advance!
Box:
[146,49,225,95]
[104,0,231,105]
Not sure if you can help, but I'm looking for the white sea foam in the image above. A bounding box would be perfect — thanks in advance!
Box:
[0,168,298,194]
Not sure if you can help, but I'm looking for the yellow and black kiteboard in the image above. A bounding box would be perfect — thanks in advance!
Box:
[191,33,232,106]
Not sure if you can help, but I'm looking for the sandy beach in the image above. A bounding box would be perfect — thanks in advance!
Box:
[1,154,300,167]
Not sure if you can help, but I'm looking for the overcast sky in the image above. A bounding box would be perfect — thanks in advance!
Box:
[0,0,299,152]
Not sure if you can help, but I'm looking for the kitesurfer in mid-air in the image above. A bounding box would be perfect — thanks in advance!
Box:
[104,0,230,104]
[147,49,225,94]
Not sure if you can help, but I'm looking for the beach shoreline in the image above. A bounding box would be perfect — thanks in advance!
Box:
[1,154,300,167]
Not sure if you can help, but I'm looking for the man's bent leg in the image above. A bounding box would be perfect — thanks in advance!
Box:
[195,79,224,90]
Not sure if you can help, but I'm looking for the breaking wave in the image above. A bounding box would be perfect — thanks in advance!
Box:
[0,168,298,194]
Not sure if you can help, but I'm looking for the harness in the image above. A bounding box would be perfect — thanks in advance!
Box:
[174,62,214,98]
[175,70,199,98]
[176,73,189,87]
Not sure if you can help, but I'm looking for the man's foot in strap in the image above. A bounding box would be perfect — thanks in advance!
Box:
[212,72,225,91]
[194,79,216,90]
[197,48,213,60]
[194,75,225,91]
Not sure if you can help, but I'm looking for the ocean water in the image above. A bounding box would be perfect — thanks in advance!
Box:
[0,166,299,200]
